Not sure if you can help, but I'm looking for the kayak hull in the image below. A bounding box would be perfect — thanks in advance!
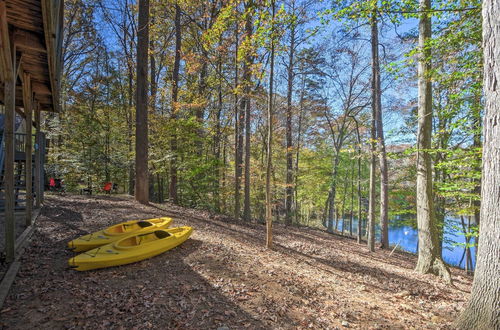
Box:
[67,217,173,252]
[69,226,193,271]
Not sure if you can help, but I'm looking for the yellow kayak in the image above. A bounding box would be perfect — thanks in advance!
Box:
[67,217,173,252]
[68,226,193,271]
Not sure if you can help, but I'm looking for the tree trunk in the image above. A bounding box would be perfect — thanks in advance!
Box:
[243,1,253,221]
[350,156,355,237]
[414,0,451,283]
[323,191,332,228]
[135,0,149,204]
[196,53,208,155]
[367,10,378,252]
[222,135,228,213]
[294,71,305,224]
[456,1,500,326]
[335,208,339,232]
[126,24,135,196]
[434,99,447,258]
[150,14,157,114]
[234,24,242,219]
[327,152,340,233]
[459,216,471,273]
[367,136,376,252]
[355,121,363,243]
[371,7,389,249]
[127,66,135,196]
[340,173,348,235]
[169,2,181,204]
[214,49,223,212]
[466,216,473,275]
[472,88,482,257]
[285,22,296,226]
[266,1,276,248]
[155,172,160,203]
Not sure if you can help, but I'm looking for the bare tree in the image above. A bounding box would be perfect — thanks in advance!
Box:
[322,41,370,234]
[99,0,137,195]
[283,0,315,225]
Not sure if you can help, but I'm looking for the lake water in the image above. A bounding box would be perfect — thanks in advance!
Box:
[328,217,476,270]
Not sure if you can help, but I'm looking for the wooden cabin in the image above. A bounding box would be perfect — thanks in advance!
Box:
[0,0,63,262]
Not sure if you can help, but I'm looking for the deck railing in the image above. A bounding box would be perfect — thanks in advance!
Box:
[0,131,46,210]
[0,132,38,155]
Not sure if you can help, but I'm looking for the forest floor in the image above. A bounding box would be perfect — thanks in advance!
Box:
[0,194,472,329]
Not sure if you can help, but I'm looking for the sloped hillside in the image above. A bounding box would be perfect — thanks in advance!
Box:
[0,194,472,329]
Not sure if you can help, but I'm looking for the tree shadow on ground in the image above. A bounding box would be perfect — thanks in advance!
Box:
[277,228,419,271]
[2,234,267,329]
[154,207,455,298]
[159,204,460,281]
[39,204,87,237]
[152,202,471,288]
[17,194,466,321]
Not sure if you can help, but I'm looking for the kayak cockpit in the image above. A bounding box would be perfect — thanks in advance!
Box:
[104,220,154,235]
[114,230,172,249]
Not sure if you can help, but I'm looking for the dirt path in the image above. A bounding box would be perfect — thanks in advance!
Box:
[0,194,472,329]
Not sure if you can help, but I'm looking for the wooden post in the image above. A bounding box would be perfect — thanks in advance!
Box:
[40,132,44,203]
[34,103,41,209]
[23,72,33,226]
[4,68,15,262]
[1,0,16,262]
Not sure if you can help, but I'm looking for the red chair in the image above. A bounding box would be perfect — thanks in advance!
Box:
[103,182,112,194]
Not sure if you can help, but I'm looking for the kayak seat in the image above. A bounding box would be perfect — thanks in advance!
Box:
[137,221,153,228]
[155,231,171,239]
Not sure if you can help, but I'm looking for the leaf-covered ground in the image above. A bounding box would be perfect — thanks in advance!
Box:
[1,194,472,329]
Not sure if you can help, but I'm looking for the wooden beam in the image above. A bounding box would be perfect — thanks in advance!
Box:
[41,0,62,113]
[14,29,47,53]
[0,261,20,309]
[34,102,41,208]
[23,72,33,226]
[0,1,13,78]
[3,33,16,262]
[15,54,23,80]
[32,81,51,95]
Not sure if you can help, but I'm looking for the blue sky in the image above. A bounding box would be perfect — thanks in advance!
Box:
[94,1,422,146]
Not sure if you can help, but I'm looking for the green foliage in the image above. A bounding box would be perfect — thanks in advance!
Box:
[49,0,484,264]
